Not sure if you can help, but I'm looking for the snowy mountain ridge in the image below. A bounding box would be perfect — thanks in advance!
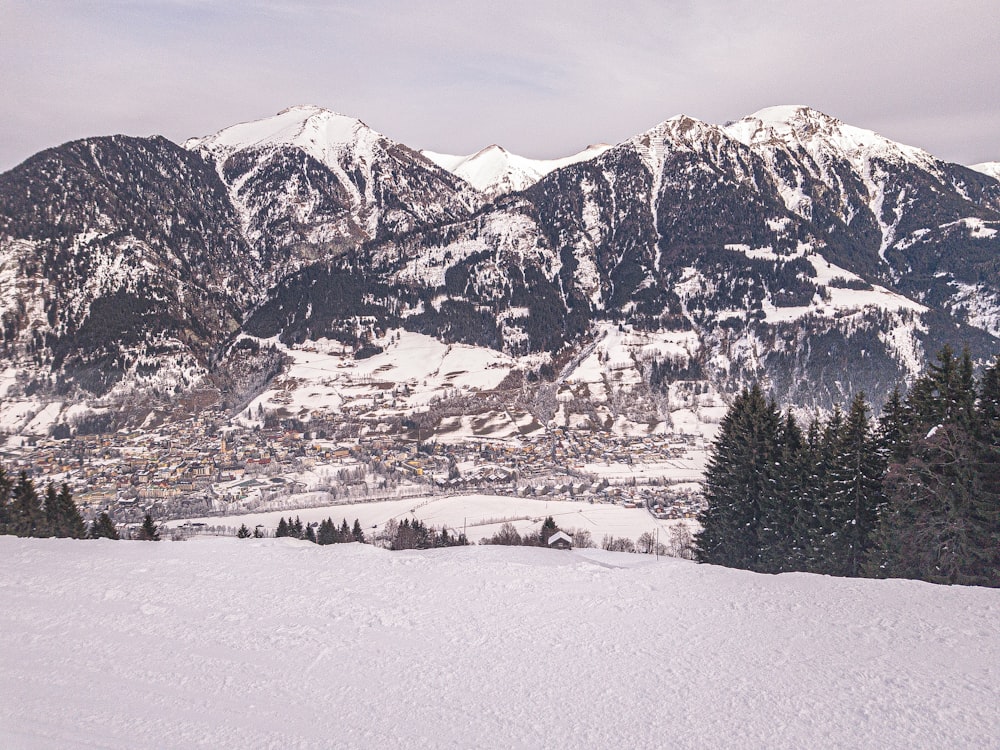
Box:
[971,161,1000,180]
[422,142,612,197]
[1,103,999,436]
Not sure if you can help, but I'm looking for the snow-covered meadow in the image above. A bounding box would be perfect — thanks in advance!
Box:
[2,536,998,749]
[165,493,691,544]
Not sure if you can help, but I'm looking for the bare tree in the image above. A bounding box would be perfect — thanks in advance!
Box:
[637,531,656,554]
[667,523,695,559]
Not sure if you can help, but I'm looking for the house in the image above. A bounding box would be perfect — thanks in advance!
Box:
[547,531,573,550]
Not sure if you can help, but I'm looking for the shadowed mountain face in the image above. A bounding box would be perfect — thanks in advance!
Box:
[1,105,998,422]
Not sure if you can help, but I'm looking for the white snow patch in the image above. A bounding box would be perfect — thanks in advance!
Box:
[969,161,1000,180]
[423,143,611,196]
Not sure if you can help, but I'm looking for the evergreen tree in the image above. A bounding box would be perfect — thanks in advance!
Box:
[137,513,161,541]
[43,483,60,537]
[975,357,1000,580]
[352,518,366,544]
[756,411,806,573]
[874,422,988,584]
[9,472,44,537]
[305,524,317,544]
[878,388,911,465]
[824,393,883,577]
[45,483,87,539]
[237,523,252,538]
[292,516,304,538]
[393,518,417,550]
[317,518,336,545]
[792,415,827,571]
[0,466,11,532]
[696,384,782,571]
[275,517,290,537]
[89,512,120,540]
[868,348,998,586]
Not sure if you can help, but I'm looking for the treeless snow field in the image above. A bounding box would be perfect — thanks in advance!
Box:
[1,537,998,749]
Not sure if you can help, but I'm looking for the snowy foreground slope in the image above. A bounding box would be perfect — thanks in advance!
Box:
[2,538,999,749]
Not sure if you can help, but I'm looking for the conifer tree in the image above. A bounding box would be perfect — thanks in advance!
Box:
[237,523,252,538]
[89,512,120,540]
[137,513,161,541]
[696,384,781,571]
[878,388,911,465]
[56,484,86,539]
[317,518,336,545]
[756,411,805,573]
[9,472,44,537]
[977,356,1000,507]
[825,393,883,577]
[43,483,60,537]
[305,524,317,544]
[868,348,997,586]
[275,517,290,537]
[352,518,366,543]
[792,415,827,571]
[0,466,11,532]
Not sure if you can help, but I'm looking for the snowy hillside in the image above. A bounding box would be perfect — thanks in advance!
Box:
[2,536,998,749]
[422,143,611,197]
[971,161,1000,180]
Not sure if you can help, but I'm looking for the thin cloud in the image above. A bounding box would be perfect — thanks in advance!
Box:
[1,0,998,171]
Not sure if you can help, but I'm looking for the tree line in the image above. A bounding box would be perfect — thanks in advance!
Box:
[696,347,1000,586]
[0,467,166,541]
[268,515,469,550]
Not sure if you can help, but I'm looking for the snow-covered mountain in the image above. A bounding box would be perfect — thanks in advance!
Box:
[185,105,482,271]
[1,104,999,433]
[971,161,1000,180]
[422,142,611,197]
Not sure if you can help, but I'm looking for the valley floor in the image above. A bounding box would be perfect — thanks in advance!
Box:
[1,537,998,749]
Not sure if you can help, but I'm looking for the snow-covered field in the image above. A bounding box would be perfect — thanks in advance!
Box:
[2,537,998,749]
[166,493,687,543]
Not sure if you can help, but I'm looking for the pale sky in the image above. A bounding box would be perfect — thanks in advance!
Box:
[2,0,998,172]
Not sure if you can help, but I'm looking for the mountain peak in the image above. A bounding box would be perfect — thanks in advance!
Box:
[725,104,935,168]
[184,105,379,160]
[744,104,831,127]
[422,142,611,196]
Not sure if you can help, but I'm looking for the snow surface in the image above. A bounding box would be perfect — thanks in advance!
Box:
[238,331,520,435]
[2,536,999,749]
[422,143,611,196]
[185,105,379,165]
[969,161,1000,181]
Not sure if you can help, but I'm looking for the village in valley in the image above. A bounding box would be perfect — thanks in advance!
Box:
[1,409,707,533]
[0,329,718,538]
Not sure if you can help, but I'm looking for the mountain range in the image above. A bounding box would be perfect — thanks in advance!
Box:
[1,103,998,435]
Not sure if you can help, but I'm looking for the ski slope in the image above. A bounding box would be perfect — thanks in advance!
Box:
[2,537,998,749]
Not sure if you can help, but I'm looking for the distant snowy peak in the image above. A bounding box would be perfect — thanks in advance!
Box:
[422,143,611,196]
[725,104,937,169]
[970,162,1000,180]
[184,105,384,167]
